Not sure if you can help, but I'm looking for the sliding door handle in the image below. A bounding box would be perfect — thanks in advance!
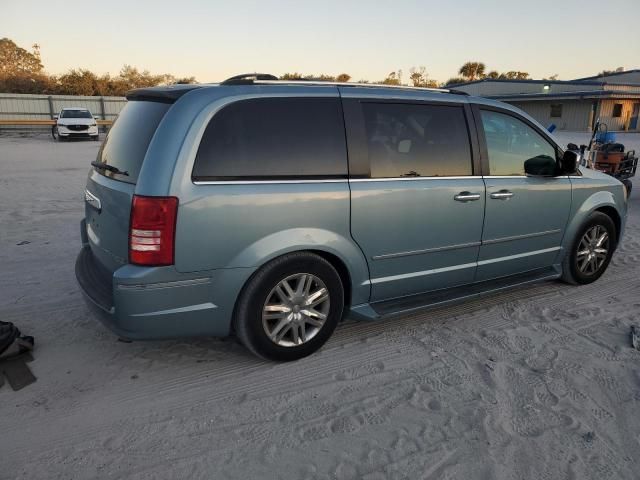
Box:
[454,192,481,202]
[490,190,514,200]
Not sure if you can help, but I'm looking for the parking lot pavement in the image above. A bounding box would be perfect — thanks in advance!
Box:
[1,134,639,479]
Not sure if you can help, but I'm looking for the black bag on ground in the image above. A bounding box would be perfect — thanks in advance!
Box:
[1,321,21,354]
[0,321,34,359]
[0,321,36,391]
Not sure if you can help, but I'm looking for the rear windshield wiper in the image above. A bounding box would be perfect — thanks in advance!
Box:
[91,161,129,176]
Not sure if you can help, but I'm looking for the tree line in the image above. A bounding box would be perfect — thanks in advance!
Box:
[0,38,196,96]
[1,38,542,96]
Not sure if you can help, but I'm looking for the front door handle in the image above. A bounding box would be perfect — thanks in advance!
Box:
[454,192,481,202]
[490,190,514,200]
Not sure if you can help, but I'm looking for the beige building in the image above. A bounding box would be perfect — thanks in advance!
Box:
[452,70,640,132]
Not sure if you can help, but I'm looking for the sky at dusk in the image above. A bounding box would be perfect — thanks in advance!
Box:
[2,0,639,83]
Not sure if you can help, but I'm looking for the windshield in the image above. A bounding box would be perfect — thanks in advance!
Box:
[61,110,93,119]
[95,101,170,184]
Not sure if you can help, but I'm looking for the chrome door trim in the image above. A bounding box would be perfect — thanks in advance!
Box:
[193,179,348,185]
[484,175,570,179]
[349,176,479,182]
[483,175,527,179]
[370,247,562,284]
[370,262,477,285]
[483,229,562,245]
[372,241,482,260]
[195,176,483,185]
[477,247,561,266]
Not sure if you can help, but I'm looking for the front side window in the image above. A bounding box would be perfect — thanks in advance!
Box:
[193,97,347,180]
[361,102,472,178]
[480,110,557,176]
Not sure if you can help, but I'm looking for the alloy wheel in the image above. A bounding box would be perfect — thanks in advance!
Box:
[262,273,330,347]
[576,225,609,275]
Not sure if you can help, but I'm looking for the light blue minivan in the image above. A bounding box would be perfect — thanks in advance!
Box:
[76,74,628,361]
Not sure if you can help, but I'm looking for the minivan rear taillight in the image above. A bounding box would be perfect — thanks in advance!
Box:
[129,195,178,266]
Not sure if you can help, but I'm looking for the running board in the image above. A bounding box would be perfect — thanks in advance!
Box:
[351,267,561,320]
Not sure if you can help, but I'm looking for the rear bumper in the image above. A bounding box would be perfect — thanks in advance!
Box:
[75,244,115,313]
[75,245,254,340]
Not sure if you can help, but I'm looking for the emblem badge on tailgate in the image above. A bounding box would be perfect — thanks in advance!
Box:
[84,189,101,212]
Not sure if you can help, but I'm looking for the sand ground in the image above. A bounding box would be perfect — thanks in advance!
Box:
[0,134,639,480]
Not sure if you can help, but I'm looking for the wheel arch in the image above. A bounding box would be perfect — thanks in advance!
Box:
[594,205,621,245]
[226,227,370,307]
[307,249,352,310]
[229,248,357,337]
[562,191,624,255]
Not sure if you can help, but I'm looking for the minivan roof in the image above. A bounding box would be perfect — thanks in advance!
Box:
[126,79,536,120]
[126,76,470,103]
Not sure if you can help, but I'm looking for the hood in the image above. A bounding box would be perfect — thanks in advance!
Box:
[578,165,623,184]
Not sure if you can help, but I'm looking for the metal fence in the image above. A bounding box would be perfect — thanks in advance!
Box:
[0,93,127,131]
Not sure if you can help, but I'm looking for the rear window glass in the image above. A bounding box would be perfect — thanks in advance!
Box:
[95,101,170,184]
[192,97,347,180]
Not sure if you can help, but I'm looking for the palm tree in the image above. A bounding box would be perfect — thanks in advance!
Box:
[458,62,486,81]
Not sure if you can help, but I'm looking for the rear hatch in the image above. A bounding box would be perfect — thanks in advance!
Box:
[84,100,171,272]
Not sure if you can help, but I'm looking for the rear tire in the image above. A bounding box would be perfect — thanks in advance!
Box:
[561,212,616,285]
[234,252,344,361]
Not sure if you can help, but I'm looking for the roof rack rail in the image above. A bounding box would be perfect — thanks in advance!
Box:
[220,73,279,85]
[218,74,469,95]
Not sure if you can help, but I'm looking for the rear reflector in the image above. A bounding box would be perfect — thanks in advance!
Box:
[129,195,178,266]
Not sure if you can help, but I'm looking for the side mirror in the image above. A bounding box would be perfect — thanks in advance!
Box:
[53,115,58,120]
[524,155,557,176]
[559,150,579,174]
[94,116,99,120]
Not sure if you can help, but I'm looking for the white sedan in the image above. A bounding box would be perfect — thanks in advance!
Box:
[54,108,99,140]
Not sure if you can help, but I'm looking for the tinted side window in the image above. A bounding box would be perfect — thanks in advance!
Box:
[480,110,556,176]
[361,103,472,178]
[193,97,347,180]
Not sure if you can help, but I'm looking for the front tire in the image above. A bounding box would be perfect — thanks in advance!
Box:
[234,252,344,361]
[561,212,616,285]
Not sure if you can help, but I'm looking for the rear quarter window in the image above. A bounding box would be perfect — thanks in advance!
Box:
[192,97,347,180]
[95,101,170,184]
